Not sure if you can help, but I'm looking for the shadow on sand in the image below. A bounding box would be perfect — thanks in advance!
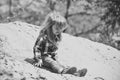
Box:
[24,58,35,65]
[24,58,54,73]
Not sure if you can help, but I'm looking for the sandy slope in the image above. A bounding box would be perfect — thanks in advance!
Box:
[0,21,120,80]
[58,34,120,80]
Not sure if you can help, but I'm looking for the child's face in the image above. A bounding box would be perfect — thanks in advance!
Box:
[52,22,66,35]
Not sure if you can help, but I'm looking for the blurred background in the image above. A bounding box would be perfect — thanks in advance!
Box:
[0,0,120,50]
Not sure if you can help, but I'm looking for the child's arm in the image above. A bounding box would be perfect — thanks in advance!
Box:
[33,32,44,67]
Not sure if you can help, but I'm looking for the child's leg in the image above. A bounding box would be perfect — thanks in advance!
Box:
[42,56,64,73]
[42,56,77,74]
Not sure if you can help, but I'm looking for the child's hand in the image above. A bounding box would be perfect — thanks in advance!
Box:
[34,59,43,67]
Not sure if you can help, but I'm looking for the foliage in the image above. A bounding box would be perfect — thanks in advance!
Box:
[99,0,120,49]
[0,0,50,25]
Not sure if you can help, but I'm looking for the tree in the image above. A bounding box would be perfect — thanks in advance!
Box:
[102,0,120,35]
[64,0,71,19]
[99,0,120,48]
[9,0,13,17]
[47,0,56,11]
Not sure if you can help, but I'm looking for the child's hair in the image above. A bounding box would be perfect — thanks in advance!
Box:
[40,11,68,45]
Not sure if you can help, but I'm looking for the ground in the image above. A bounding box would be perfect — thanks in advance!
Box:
[0,21,120,80]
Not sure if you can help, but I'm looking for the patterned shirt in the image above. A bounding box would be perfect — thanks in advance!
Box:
[34,34,58,60]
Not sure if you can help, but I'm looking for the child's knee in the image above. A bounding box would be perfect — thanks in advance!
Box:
[43,57,64,73]
[52,66,64,73]
[51,61,64,73]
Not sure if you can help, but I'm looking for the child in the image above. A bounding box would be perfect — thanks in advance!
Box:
[33,11,87,77]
